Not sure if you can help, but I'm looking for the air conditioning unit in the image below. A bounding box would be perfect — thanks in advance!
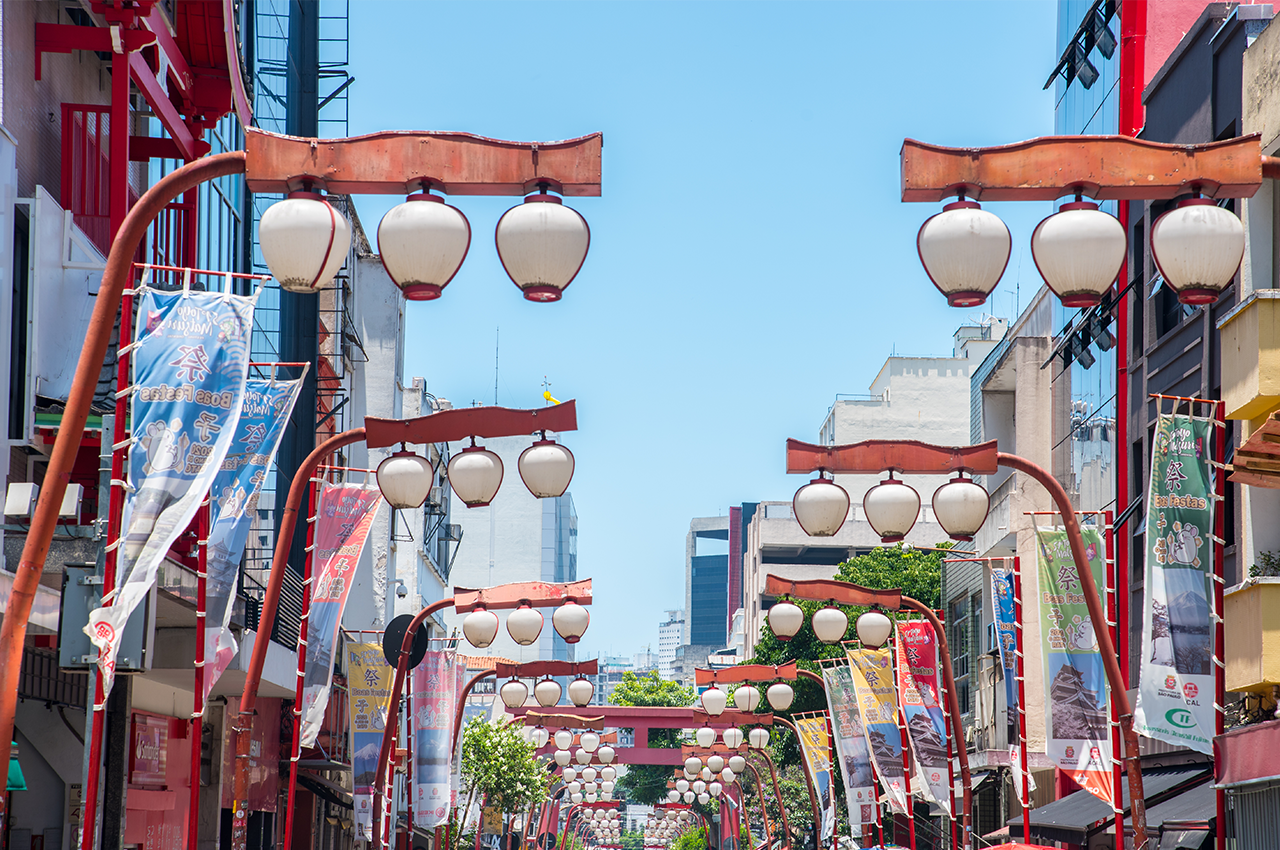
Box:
[444,523,462,542]
[425,486,444,511]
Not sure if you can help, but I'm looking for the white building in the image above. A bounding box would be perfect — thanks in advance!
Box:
[441,435,578,662]
[657,610,683,680]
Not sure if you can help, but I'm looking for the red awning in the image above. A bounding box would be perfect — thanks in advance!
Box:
[1215,718,1280,787]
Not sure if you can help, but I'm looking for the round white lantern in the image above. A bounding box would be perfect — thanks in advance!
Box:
[792,477,850,537]
[462,607,499,648]
[532,727,550,749]
[812,606,849,644]
[500,679,528,708]
[1150,197,1245,305]
[258,191,353,294]
[916,200,1011,307]
[375,451,435,509]
[720,767,736,784]
[496,191,591,302]
[708,782,722,798]
[575,749,592,765]
[601,767,616,781]
[722,728,744,749]
[535,679,563,708]
[568,677,595,707]
[1030,200,1126,307]
[932,475,991,542]
[700,685,728,716]
[447,445,504,507]
[555,730,574,750]
[581,767,597,783]
[676,780,690,794]
[748,727,769,749]
[863,477,921,543]
[563,767,577,782]
[555,750,572,767]
[766,683,794,711]
[856,609,894,648]
[733,686,760,712]
[507,604,544,646]
[597,746,615,764]
[767,600,805,641]
[697,793,710,806]
[728,755,746,774]
[571,792,583,804]
[580,732,600,753]
[683,791,695,804]
[706,755,724,773]
[377,191,471,300]
[552,599,590,644]
[668,789,680,803]
[519,439,576,498]
[695,727,716,749]
[692,781,706,795]
[684,757,702,775]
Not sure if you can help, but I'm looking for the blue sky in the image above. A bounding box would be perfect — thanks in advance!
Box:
[348,1,1059,658]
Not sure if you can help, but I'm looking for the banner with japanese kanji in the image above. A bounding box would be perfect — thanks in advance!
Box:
[847,646,909,815]
[201,376,303,703]
[412,649,459,829]
[299,482,383,747]
[823,665,875,838]
[991,564,1036,804]
[1035,525,1114,806]
[895,621,951,814]
[348,643,394,841]
[794,715,837,844]
[86,286,254,702]
[1135,413,1216,754]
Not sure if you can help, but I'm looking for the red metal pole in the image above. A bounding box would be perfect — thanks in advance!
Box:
[942,665,958,850]
[1106,514,1124,846]
[452,669,497,753]
[188,500,210,849]
[753,751,791,849]
[1214,403,1226,850]
[895,703,916,850]
[1012,558,1032,845]
[997,452,1148,846]
[283,477,320,850]
[771,717,822,848]
[559,805,582,850]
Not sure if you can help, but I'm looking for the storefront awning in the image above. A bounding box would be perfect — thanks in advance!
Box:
[296,770,353,810]
[1215,717,1280,787]
[1007,765,1210,845]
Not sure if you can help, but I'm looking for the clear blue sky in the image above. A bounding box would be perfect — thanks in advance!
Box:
[348,1,1059,658]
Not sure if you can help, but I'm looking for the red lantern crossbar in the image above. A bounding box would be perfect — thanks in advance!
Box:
[453,578,592,613]
[365,401,577,449]
[694,662,797,685]
[786,437,999,476]
[763,575,903,610]
[495,659,598,678]
[521,711,607,730]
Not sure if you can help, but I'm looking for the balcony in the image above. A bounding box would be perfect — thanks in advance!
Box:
[1224,577,1280,694]
[1218,290,1280,425]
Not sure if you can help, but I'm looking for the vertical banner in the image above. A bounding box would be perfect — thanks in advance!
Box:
[86,287,254,699]
[894,622,952,814]
[412,649,458,830]
[1135,414,1216,754]
[1035,525,1114,805]
[299,482,383,746]
[201,376,303,702]
[348,643,394,841]
[847,647,909,815]
[794,715,837,845]
[823,665,876,838]
[991,565,1036,802]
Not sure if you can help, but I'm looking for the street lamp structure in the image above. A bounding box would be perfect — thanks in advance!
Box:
[784,436,1145,846]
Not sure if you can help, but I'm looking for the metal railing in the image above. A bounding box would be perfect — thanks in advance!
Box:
[239,566,304,648]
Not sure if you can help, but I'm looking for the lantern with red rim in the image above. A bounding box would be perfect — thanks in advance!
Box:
[377,186,471,301]
[447,440,504,507]
[792,474,850,537]
[931,473,991,542]
[495,184,591,302]
[375,449,436,509]
[1150,196,1246,305]
[862,474,921,543]
[519,437,576,498]
[1030,199,1126,308]
[916,198,1011,308]
[553,599,590,644]
[258,190,353,294]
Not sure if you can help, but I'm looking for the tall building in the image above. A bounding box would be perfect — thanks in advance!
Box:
[685,517,730,649]
[442,434,578,662]
[657,610,684,680]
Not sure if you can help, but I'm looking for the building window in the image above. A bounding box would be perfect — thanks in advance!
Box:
[951,596,970,715]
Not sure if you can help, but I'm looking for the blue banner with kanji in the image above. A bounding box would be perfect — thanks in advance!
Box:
[86,286,254,701]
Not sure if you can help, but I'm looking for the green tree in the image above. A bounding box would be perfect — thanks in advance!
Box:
[609,670,696,804]
[460,718,550,817]
[619,831,644,850]
[671,826,707,850]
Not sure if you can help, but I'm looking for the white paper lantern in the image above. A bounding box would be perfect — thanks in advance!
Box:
[462,608,499,648]
[500,679,528,708]
[507,604,544,646]
[863,477,921,543]
[767,601,804,641]
[535,678,563,707]
[496,191,591,302]
[917,200,1011,307]
[555,730,574,750]
[258,191,353,294]
[792,477,850,537]
[722,728,744,749]
[520,439,577,499]
[1150,197,1245,305]
[700,686,728,716]
[447,445,504,507]
[733,686,760,712]
[932,475,991,542]
[695,727,716,748]
[377,191,471,300]
[766,683,794,711]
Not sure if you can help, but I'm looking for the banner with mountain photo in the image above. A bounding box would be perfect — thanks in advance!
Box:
[412,649,459,829]
[1134,413,1216,754]
[991,564,1036,803]
[1034,525,1114,806]
[348,643,394,841]
[794,715,837,845]
[200,375,303,703]
[895,621,952,815]
[847,646,909,815]
[823,665,876,838]
[85,286,254,702]
[299,482,383,747]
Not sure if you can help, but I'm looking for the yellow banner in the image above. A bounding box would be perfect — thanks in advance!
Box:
[348,643,395,841]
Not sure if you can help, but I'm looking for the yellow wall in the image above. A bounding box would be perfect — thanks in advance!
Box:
[1225,579,1280,694]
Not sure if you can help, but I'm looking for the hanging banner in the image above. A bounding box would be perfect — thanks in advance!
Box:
[201,376,303,703]
[1035,525,1114,806]
[895,621,952,814]
[412,649,459,830]
[794,715,837,845]
[847,646,909,815]
[991,565,1036,803]
[1135,413,1216,754]
[299,482,383,747]
[348,642,394,841]
[86,287,254,701]
[823,665,875,838]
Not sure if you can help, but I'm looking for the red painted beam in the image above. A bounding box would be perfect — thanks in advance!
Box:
[33,23,155,79]
[129,52,201,161]
[510,705,773,727]
[140,5,193,98]
[244,128,603,197]
[764,575,902,610]
[495,659,599,678]
[786,437,999,476]
[520,712,606,731]
[901,134,1263,202]
[453,579,591,614]
[695,663,796,686]
[365,401,577,449]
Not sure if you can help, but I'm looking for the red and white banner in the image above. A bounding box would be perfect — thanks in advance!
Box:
[895,621,952,815]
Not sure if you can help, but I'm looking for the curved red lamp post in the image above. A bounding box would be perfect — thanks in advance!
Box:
[785,437,1148,847]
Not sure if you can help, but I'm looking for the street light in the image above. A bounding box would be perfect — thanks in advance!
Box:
[375,450,436,508]
[520,437,577,498]
[597,746,615,764]
[862,474,920,542]
[733,686,760,712]
[376,187,471,300]
[792,474,850,536]
[765,683,793,711]
[553,599,590,643]
[706,755,724,773]
[568,676,595,706]
[748,727,769,749]
[463,606,500,648]
[500,679,529,708]
[535,679,563,707]
[722,728,744,748]
[496,185,591,302]
[684,756,702,774]
[916,199,1011,307]
[700,684,727,715]
[555,730,575,750]
[507,603,544,645]
[1150,197,1246,305]
[728,755,746,773]
[257,190,353,293]
[695,727,716,748]
[766,600,804,641]
[448,442,504,507]
[931,473,991,541]
[1030,200,1126,307]
[854,610,893,648]
[811,605,848,644]
[580,732,601,753]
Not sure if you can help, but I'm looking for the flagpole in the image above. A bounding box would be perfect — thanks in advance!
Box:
[189,498,210,849]
[81,280,134,850]
[1105,512,1123,846]
[283,476,320,850]
[1012,557,1031,844]
[895,702,917,850]
[1213,401,1226,850]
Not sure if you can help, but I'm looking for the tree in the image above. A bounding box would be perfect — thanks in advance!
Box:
[671,826,707,850]
[609,670,695,804]
[460,717,549,817]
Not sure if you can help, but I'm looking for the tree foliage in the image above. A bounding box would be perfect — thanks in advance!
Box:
[671,826,707,850]
[460,718,549,815]
[608,670,696,805]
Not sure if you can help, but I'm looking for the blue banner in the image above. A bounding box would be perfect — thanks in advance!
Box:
[201,376,304,702]
[87,287,253,700]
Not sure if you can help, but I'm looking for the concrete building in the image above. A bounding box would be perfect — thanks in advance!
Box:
[442,435,578,662]
[657,610,683,680]
[685,516,730,649]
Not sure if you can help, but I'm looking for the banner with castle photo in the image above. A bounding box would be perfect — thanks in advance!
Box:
[823,665,876,838]
[348,643,395,841]
[895,621,951,815]
[1035,525,1114,806]
[847,646,909,815]
[412,649,459,830]
[991,565,1036,804]
[299,482,383,747]
[201,375,304,703]
[1134,414,1216,754]
[794,715,837,845]
[86,286,254,702]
